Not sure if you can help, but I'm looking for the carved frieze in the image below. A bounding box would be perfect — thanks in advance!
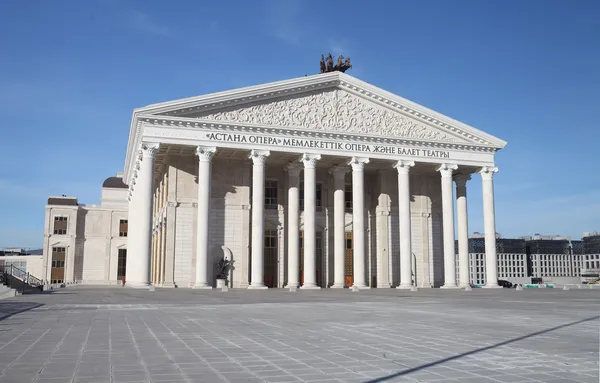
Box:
[195,90,457,142]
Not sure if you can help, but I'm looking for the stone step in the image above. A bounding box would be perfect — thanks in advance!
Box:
[0,284,17,300]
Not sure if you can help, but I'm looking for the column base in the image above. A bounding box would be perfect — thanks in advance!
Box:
[459,284,471,288]
[193,284,213,290]
[352,285,371,290]
[331,283,346,289]
[247,284,268,290]
[396,285,414,290]
[161,282,176,288]
[482,284,502,289]
[440,285,460,289]
[126,282,150,289]
[300,284,321,290]
[284,283,299,289]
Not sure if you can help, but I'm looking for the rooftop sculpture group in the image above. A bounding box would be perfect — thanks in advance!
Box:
[320,53,352,73]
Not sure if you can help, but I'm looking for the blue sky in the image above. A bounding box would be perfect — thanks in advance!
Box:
[1,0,599,248]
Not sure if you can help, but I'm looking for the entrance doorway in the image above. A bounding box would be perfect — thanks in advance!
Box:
[300,231,323,287]
[117,249,127,281]
[264,230,278,287]
[345,232,353,287]
[51,247,66,284]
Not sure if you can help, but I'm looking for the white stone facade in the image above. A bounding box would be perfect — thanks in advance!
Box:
[119,72,507,289]
[41,180,129,285]
[43,72,513,289]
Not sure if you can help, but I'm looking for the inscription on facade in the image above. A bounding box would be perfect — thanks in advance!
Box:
[205,132,450,158]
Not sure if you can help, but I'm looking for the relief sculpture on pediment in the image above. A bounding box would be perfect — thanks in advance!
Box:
[196,90,455,142]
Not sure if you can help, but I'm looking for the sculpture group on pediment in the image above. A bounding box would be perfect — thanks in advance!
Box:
[320,53,352,73]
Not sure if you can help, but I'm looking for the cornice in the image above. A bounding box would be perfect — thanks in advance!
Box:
[137,114,498,153]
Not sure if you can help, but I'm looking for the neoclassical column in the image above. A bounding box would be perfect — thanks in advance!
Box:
[437,163,459,289]
[349,157,370,289]
[329,165,348,288]
[454,174,471,288]
[126,163,140,285]
[128,143,159,288]
[248,150,270,289]
[300,153,321,289]
[480,166,501,288]
[394,160,415,289]
[193,146,216,289]
[285,163,302,288]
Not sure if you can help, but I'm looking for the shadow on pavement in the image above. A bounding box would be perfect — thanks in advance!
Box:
[365,315,599,383]
[0,302,44,321]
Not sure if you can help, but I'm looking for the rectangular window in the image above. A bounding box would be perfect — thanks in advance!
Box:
[265,230,278,248]
[51,247,66,283]
[299,182,323,211]
[264,230,278,288]
[119,219,128,237]
[265,180,278,209]
[117,249,127,280]
[53,216,68,235]
[345,184,353,210]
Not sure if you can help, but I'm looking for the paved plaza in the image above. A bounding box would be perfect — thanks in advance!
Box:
[0,287,597,383]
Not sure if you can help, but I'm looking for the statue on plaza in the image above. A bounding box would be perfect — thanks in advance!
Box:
[320,53,352,73]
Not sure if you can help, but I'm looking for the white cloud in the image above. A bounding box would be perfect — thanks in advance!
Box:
[264,0,304,44]
[129,10,172,37]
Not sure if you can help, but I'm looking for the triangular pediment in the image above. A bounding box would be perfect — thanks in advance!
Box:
[190,89,469,143]
[134,72,506,148]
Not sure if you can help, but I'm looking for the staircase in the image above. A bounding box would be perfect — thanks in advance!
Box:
[0,264,44,297]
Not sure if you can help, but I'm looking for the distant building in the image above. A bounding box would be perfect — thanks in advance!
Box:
[456,233,595,285]
[41,174,129,285]
[0,248,42,256]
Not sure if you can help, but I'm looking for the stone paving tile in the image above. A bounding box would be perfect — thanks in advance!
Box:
[0,287,598,383]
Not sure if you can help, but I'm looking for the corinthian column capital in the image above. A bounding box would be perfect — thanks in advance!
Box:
[348,156,369,171]
[140,143,160,158]
[249,150,270,165]
[479,166,499,180]
[436,163,458,178]
[393,160,415,175]
[196,146,217,162]
[329,165,349,182]
[284,162,303,178]
[453,173,472,188]
[300,153,321,169]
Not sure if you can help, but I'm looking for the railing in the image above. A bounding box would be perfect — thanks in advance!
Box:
[0,264,43,293]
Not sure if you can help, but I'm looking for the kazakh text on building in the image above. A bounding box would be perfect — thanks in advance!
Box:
[205,133,450,158]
